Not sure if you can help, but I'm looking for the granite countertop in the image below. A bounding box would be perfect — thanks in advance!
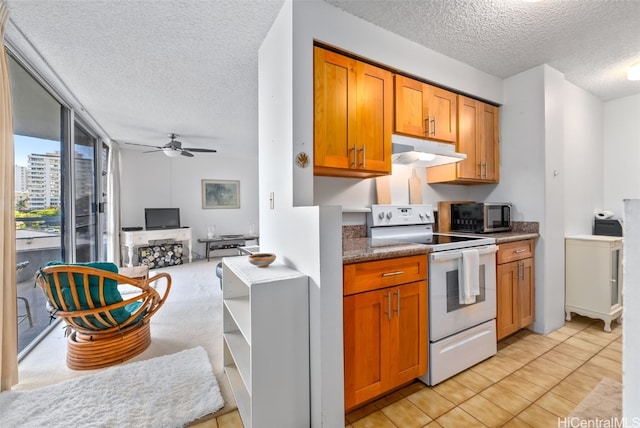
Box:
[341,224,539,264]
[342,238,429,264]
[448,231,539,244]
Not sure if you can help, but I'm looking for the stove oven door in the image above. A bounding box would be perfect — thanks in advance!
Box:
[428,244,497,342]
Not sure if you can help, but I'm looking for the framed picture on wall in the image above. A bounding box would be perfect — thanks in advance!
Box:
[202,179,240,209]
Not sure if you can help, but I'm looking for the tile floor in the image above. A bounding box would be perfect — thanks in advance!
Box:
[192,315,622,428]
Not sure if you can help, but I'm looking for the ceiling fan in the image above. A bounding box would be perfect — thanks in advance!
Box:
[124,133,217,157]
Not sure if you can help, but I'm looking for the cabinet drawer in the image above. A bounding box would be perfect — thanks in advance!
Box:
[344,255,427,296]
[497,239,534,264]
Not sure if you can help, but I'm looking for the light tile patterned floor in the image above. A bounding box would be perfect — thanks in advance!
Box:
[191,315,622,428]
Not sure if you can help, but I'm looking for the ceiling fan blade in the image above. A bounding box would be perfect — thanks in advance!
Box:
[180,150,195,157]
[123,141,163,149]
[143,149,163,154]
[184,148,217,153]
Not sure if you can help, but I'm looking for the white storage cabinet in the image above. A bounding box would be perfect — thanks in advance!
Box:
[565,235,623,332]
[222,256,309,428]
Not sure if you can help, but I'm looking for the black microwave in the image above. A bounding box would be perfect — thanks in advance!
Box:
[450,203,512,233]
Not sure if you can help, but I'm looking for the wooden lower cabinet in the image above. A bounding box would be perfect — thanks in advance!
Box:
[343,256,427,410]
[496,240,535,340]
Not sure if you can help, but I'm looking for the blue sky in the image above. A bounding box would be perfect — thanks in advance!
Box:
[14,134,95,167]
[14,134,60,167]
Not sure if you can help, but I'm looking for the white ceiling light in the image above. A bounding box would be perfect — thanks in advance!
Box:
[628,63,640,81]
[163,148,181,157]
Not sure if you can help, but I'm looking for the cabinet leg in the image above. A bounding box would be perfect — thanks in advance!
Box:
[603,320,612,333]
[565,311,572,322]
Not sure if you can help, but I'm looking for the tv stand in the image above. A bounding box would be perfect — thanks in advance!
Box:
[120,228,192,267]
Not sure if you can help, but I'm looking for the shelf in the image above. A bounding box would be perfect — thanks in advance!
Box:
[224,296,251,344]
[221,256,310,427]
[224,331,251,391]
[225,364,252,428]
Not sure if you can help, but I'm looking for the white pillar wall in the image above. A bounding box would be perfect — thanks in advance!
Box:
[623,199,640,418]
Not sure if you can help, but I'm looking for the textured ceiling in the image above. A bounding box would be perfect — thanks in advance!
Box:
[5,0,285,156]
[329,0,640,102]
[5,0,640,158]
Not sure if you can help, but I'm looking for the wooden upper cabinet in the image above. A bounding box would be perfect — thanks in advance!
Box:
[394,75,457,143]
[313,47,356,172]
[427,95,500,184]
[314,46,393,178]
[481,101,499,182]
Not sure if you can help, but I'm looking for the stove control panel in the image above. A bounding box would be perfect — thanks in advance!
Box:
[368,204,434,227]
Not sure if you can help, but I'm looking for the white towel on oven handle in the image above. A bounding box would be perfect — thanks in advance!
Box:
[458,248,480,305]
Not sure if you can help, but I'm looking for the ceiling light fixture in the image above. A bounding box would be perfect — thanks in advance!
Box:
[628,63,640,81]
[163,148,181,157]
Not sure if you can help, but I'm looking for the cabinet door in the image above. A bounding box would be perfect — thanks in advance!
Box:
[343,289,390,410]
[428,86,457,143]
[456,95,480,180]
[518,258,535,328]
[394,75,428,138]
[390,281,427,385]
[313,47,357,171]
[496,262,518,340]
[426,96,500,185]
[480,102,499,182]
[356,61,393,174]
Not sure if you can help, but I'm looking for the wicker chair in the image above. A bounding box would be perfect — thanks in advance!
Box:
[35,262,171,370]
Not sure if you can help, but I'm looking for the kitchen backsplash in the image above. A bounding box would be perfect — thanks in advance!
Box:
[511,221,539,234]
[343,225,367,239]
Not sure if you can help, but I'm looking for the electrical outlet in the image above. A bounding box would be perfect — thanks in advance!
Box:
[269,192,274,209]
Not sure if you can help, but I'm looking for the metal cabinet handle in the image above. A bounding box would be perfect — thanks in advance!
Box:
[424,116,430,137]
[382,271,404,277]
[384,291,391,320]
[350,144,357,168]
[514,249,527,254]
[360,144,366,168]
[394,289,400,317]
[432,117,436,136]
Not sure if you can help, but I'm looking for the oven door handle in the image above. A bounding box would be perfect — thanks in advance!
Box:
[430,245,498,262]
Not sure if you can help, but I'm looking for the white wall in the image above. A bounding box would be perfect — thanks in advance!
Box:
[481,65,569,335]
[563,82,604,235]
[604,94,640,216]
[119,149,259,259]
[314,164,470,212]
[259,3,343,427]
[623,199,640,419]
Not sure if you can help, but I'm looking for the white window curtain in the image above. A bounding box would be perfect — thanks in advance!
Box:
[0,0,19,390]
[106,141,121,264]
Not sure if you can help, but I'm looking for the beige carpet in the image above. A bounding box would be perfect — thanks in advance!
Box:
[14,258,236,419]
[569,377,622,422]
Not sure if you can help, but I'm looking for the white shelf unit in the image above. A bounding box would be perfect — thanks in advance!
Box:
[565,235,623,332]
[222,256,309,428]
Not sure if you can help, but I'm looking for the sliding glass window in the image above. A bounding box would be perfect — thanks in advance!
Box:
[8,52,107,358]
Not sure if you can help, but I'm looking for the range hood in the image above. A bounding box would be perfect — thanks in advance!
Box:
[391,134,466,167]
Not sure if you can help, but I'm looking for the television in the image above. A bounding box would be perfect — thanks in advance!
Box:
[145,208,181,230]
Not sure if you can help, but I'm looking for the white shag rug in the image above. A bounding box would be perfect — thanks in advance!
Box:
[1,346,223,428]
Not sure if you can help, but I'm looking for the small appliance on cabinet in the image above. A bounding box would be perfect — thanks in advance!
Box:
[565,235,622,332]
[450,202,512,233]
